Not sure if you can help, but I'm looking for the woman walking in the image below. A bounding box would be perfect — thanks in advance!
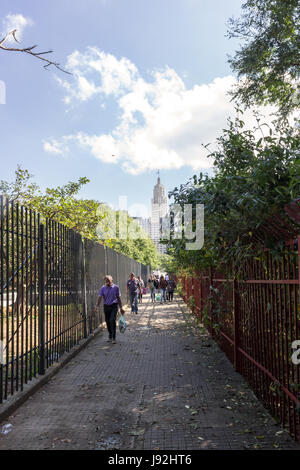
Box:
[159,275,168,303]
[137,276,144,303]
[148,275,157,303]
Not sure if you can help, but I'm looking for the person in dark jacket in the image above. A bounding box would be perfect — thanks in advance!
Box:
[159,275,168,303]
[167,279,176,301]
[127,273,139,314]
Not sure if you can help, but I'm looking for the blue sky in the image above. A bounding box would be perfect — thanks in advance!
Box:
[0,0,244,216]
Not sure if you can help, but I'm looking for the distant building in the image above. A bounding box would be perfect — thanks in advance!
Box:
[150,173,168,254]
[130,173,169,254]
[133,217,150,235]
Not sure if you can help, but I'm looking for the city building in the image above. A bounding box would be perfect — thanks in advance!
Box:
[150,173,168,254]
[132,173,169,254]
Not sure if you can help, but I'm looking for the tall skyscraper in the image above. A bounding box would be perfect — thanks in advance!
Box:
[131,173,168,255]
[150,172,168,254]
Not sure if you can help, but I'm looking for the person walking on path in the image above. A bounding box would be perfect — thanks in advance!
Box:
[127,273,139,314]
[94,275,124,344]
[137,276,144,303]
[165,273,170,300]
[148,275,158,303]
[159,275,168,303]
[167,279,176,302]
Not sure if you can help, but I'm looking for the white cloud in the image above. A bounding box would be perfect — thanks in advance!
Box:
[43,139,69,155]
[51,47,276,174]
[1,13,34,43]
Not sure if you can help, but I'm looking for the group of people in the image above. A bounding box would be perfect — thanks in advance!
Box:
[94,272,177,344]
[147,274,176,304]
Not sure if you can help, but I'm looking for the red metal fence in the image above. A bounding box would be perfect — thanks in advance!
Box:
[179,233,300,444]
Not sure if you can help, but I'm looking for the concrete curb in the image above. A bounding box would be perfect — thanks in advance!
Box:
[0,325,105,425]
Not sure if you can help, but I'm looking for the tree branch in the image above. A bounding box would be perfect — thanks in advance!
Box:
[0,29,72,75]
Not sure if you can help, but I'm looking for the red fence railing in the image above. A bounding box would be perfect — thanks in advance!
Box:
[179,234,300,444]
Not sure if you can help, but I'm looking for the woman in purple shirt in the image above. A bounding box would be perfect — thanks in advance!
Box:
[94,275,124,344]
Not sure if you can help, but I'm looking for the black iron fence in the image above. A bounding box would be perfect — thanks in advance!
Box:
[0,196,150,403]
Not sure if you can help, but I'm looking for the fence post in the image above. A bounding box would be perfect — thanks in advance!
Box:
[297,234,300,446]
[209,267,214,337]
[81,238,88,339]
[233,277,240,373]
[38,223,46,375]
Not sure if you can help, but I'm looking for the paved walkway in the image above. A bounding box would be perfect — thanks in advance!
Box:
[0,296,298,450]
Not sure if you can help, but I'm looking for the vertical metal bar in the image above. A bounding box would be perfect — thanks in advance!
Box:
[38,223,45,375]
[33,212,37,377]
[297,234,300,444]
[233,277,240,372]
[269,253,277,416]
[66,227,70,350]
[20,205,24,390]
[65,225,68,350]
[287,247,296,438]
[62,225,65,351]
[209,268,213,337]
[57,222,61,354]
[15,203,19,392]
[0,196,3,403]
[82,238,87,339]
[29,209,33,380]
[253,259,263,402]
[11,200,14,396]
[49,220,53,364]
[278,253,286,429]
[5,198,9,399]
[45,219,49,368]
[25,207,28,384]
[282,253,292,433]
[54,221,58,359]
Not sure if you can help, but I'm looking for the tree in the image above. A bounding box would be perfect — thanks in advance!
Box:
[0,29,71,74]
[0,167,106,240]
[104,210,161,268]
[227,0,300,117]
[167,115,300,274]
[0,167,160,267]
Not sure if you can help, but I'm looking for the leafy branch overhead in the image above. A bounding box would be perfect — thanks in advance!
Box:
[0,29,71,74]
[167,114,300,275]
[227,0,300,118]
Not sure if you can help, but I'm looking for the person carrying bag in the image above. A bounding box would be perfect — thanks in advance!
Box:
[94,275,124,344]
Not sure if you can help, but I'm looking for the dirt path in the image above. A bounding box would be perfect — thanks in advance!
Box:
[0,296,298,450]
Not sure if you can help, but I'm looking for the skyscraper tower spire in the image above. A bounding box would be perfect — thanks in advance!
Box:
[157,170,160,184]
[150,173,168,254]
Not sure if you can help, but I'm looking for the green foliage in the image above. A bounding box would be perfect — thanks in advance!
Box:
[0,166,39,204]
[227,0,300,117]
[168,114,300,274]
[0,166,104,240]
[110,219,161,269]
[159,252,179,273]
[187,295,196,308]
[0,167,160,268]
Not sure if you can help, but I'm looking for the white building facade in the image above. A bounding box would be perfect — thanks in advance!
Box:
[150,175,168,254]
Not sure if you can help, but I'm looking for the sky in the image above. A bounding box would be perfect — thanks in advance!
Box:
[0,0,246,216]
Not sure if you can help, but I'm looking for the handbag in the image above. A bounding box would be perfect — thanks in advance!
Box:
[118,314,127,333]
[156,293,161,301]
[143,288,147,295]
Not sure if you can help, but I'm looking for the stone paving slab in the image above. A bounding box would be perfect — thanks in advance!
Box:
[0,296,298,450]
